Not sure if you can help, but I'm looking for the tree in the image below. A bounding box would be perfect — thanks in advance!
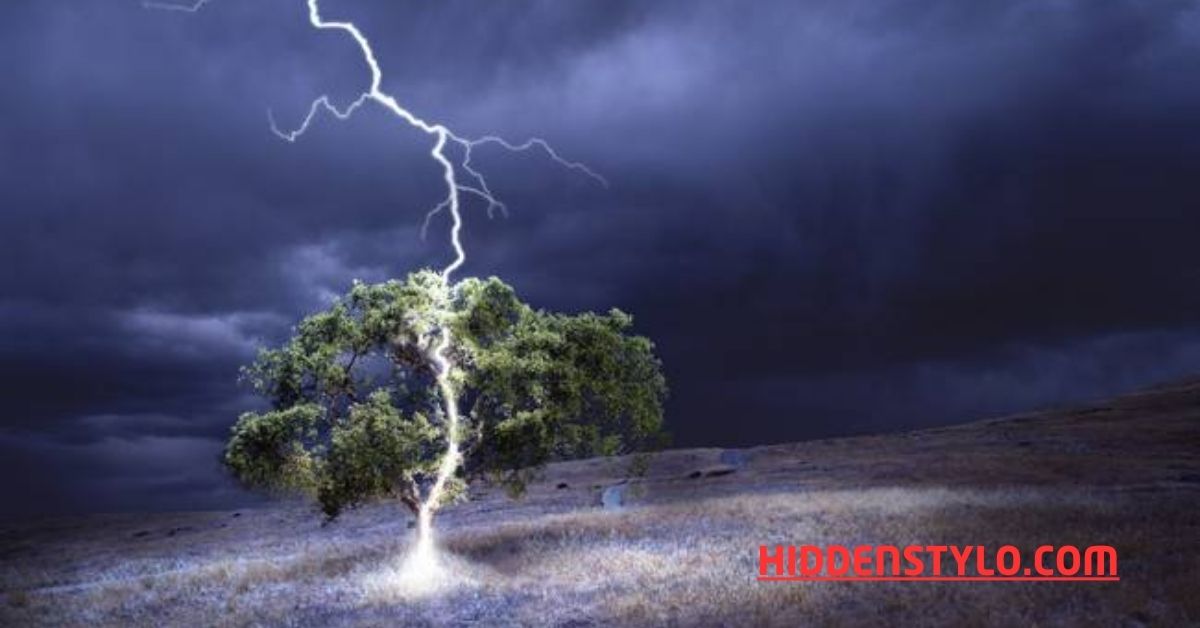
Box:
[223,270,667,527]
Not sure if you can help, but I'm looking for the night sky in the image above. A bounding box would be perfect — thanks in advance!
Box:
[2,0,1199,515]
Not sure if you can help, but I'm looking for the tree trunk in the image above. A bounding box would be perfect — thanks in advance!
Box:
[398,476,421,516]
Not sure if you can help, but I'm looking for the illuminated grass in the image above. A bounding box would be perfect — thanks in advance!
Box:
[1,486,1194,626]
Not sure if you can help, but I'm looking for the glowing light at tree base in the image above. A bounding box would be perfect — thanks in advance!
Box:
[360,533,468,600]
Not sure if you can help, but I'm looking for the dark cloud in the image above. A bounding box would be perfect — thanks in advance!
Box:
[2,0,1199,514]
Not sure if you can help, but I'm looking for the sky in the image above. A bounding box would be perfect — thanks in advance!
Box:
[2,0,1199,515]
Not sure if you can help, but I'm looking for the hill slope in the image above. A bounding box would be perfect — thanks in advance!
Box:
[3,380,1198,626]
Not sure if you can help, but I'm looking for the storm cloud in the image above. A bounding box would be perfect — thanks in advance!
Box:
[2,0,1199,514]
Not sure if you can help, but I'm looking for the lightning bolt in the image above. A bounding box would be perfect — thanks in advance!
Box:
[150,0,605,554]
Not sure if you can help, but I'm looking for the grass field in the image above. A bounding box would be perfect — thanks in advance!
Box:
[3,379,1198,626]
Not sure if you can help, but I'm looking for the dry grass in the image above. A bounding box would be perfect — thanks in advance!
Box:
[2,379,1198,626]
[1,486,1193,627]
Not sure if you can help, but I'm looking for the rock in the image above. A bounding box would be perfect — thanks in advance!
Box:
[718,449,749,468]
[131,530,150,538]
[601,484,626,509]
[556,482,570,490]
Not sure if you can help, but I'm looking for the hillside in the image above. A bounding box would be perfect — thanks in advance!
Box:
[2,379,1198,626]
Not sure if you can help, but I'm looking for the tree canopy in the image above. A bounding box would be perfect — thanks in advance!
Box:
[224,271,667,519]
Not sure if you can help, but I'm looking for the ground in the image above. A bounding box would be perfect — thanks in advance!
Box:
[2,379,1198,626]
